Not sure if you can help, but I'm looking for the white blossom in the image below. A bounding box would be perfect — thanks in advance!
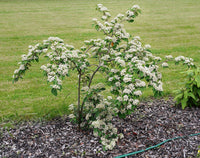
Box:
[117,96,122,101]
[134,90,142,96]
[126,10,134,17]
[21,54,28,61]
[132,99,139,105]
[118,59,125,67]
[154,57,162,61]
[68,104,74,111]
[134,36,141,40]
[145,44,151,49]
[157,72,162,79]
[14,69,19,74]
[93,131,98,137]
[128,84,135,91]
[108,77,113,82]
[68,114,75,119]
[115,82,121,87]
[131,5,141,10]
[114,75,120,80]
[102,15,107,20]
[152,81,163,91]
[92,120,104,128]
[86,113,91,120]
[175,56,185,62]
[162,62,169,67]
[123,95,129,101]
[143,57,149,61]
[107,96,112,100]
[81,86,89,91]
[47,76,55,82]
[111,69,118,73]
[135,79,146,87]
[52,85,60,89]
[165,55,173,59]
[127,104,132,109]
[101,55,110,60]
[123,74,132,83]
[125,54,133,60]
[120,69,126,76]
[57,78,62,85]
[96,103,105,109]
[123,89,131,94]
[92,18,98,22]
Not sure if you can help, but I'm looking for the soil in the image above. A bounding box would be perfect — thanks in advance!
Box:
[0,97,200,158]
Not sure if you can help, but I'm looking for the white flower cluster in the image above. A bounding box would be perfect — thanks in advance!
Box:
[129,58,161,84]
[175,56,194,67]
[101,54,110,61]
[101,21,164,121]
[115,57,126,67]
[13,43,46,80]
[46,37,64,43]
[40,64,64,90]
[13,36,89,92]
[165,55,173,59]
[125,5,141,22]
[134,90,142,96]
[79,84,122,150]
[96,4,111,21]
[162,62,169,68]
[123,74,132,83]
[150,80,163,92]
[175,55,185,62]
[135,79,146,87]
[94,4,141,41]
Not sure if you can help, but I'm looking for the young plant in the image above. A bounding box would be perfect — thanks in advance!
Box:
[12,4,196,150]
[174,67,200,109]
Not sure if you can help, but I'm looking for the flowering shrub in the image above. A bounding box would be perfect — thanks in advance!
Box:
[13,4,196,150]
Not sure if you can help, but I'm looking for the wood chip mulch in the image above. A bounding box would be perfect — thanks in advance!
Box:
[0,97,199,158]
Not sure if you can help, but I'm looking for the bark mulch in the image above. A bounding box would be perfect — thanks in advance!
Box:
[0,97,200,158]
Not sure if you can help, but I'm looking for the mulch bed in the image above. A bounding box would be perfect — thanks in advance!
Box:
[0,97,200,158]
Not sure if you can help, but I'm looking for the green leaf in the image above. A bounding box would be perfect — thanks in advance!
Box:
[127,110,132,115]
[175,62,179,65]
[197,89,200,97]
[195,75,200,88]
[183,90,188,99]
[181,98,188,109]
[123,38,128,42]
[118,112,126,119]
[95,25,99,31]
[174,93,183,102]
[51,88,57,96]
[35,58,39,62]
[188,92,196,101]
[128,19,134,23]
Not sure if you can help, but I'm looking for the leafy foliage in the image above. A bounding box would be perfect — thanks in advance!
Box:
[174,67,200,109]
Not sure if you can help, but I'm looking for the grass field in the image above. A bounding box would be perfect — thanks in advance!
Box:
[0,0,200,125]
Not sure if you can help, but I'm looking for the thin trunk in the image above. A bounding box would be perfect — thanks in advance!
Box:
[80,65,101,117]
[78,71,81,130]
[88,65,101,88]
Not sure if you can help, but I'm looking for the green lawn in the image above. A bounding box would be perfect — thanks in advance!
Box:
[0,0,200,124]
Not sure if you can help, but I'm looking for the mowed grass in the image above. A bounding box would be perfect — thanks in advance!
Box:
[0,0,200,124]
